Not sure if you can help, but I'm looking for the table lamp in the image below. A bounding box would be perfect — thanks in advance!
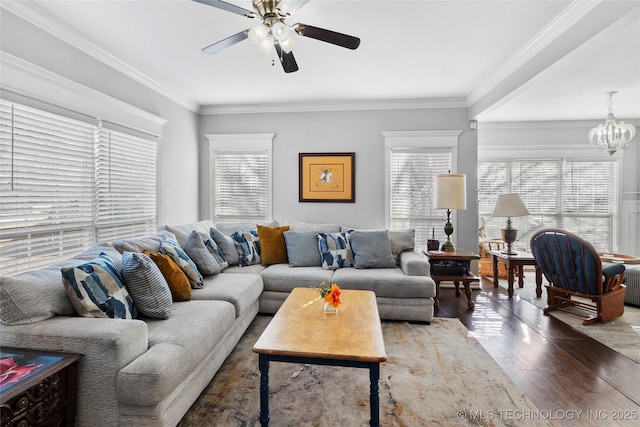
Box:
[433,173,467,251]
[492,193,529,255]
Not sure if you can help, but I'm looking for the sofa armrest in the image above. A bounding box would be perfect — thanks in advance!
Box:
[0,316,148,427]
[399,251,431,277]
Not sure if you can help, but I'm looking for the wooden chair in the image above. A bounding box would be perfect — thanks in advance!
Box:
[530,229,626,325]
[478,240,508,278]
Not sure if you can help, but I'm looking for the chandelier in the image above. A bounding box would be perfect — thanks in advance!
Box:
[588,91,637,155]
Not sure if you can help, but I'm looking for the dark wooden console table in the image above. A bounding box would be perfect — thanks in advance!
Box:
[425,249,480,309]
[0,348,81,427]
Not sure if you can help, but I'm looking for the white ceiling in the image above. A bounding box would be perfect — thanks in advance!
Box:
[5,0,640,121]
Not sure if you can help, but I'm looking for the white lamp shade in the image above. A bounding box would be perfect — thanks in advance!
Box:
[492,193,529,217]
[434,174,467,210]
[248,24,270,46]
[279,36,296,53]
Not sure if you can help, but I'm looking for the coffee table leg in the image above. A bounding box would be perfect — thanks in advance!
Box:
[369,362,380,427]
[259,354,270,426]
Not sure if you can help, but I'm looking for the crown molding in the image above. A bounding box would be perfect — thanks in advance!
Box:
[2,0,200,113]
[1,51,167,137]
[199,97,468,115]
[466,0,601,107]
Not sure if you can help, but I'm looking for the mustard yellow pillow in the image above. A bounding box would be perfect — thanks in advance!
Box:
[143,251,192,301]
[257,225,290,265]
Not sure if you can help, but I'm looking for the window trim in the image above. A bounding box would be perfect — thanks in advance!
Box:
[206,133,274,223]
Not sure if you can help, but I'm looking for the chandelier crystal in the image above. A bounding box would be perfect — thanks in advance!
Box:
[588,91,637,156]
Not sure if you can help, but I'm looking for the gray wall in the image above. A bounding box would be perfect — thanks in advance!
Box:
[199,107,479,252]
[1,10,201,227]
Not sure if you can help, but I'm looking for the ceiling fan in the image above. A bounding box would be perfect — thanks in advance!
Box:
[193,0,361,73]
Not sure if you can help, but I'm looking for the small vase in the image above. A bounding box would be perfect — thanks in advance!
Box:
[323,301,338,314]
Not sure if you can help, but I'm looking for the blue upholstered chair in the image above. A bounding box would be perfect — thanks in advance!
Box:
[530,229,626,325]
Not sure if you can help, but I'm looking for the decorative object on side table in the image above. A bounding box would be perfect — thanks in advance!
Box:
[492,193,529,255]
[317,282,341,314]
[433,173,467,252]
[426,227,440,251]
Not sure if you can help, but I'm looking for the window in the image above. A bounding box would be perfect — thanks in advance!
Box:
[384,131,461,248]
[207,134,274,224]
[478,159,618,252]
[0,100,158,276]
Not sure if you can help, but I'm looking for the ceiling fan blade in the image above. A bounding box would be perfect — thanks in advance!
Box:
[277,0,312,16]
[192,0,256,18]
[274,43,299,73]
[202,30,249,55]
[294,24,360,50]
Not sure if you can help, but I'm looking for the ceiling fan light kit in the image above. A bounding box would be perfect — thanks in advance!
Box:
[193,0,360,73]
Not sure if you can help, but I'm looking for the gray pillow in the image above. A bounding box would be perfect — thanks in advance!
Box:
[210,227,240,266]
[283,231,322,267]
[389,229,416,262]
[183,230,220,276]
[349,230,396,269]
[121,252,173,319]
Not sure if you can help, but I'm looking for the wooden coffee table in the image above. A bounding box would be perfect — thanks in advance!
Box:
[252,287,387,427]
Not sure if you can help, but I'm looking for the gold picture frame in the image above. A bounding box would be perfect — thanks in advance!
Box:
[299,152,355,203]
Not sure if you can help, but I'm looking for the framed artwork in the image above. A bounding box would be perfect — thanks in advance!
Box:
[299,152,355,203]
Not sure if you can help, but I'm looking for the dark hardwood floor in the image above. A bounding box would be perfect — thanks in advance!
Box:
[434,273,640,427]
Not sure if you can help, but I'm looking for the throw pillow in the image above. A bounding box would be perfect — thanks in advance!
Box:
[143,251,192,301]
[121,252,173,319]
[283,231,322,267]
[231,230,261,266]
[183,230,220,276]
[257,225,290,265]
[317,232,353,270]
[201,232,229,269]
[349,230,397,269]
[160,237,204,289]
[210,227,240,266]
[389,229,416,262]
[61,253,136,319]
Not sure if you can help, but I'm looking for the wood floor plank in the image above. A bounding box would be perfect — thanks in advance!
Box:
[434,275,640,427]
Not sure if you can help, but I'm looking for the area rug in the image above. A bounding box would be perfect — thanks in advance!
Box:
[500,280,640,363]
[179,315,548,427]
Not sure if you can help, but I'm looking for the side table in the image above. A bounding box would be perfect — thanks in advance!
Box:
[490,250,543,298]
[0,348,81,427]
[424,249,480,309]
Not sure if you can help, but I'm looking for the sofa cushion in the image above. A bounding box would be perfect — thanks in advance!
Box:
[192,272,263,317]
[231,230,261,266]
[183,230,220,276]
[257,225,290,265]
[160,237,204,289]
[283,231,321,267]
[215,221,279,236]
[349,230,396,269]
[260,264,334,293]
[317,232,353,270]
[117,300,236,407]
[164,220,215,247]
[62,253,136,319]
[389,229,416,261]
[0,243,122,326]
[202,232,229,269]
[143,251,192,301]
[121,252,173,319]
[210,227,240,266]
[112,235,163,254]
[331,267,435,298]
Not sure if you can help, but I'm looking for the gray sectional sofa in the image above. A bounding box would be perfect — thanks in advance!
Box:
[0,220,435,426]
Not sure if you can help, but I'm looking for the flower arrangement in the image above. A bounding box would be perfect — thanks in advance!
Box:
[316,281,341,311]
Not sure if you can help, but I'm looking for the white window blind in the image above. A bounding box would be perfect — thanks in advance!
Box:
[389,149,454,247]
[213,152,269,223]
[0,101,95,274]
[0,100,158,276]
[478,160,617,252]
[95,127,157,242]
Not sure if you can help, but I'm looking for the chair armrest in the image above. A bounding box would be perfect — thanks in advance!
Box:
[603,263,625,278]
[399,251,431,276]
[602,263,625,292]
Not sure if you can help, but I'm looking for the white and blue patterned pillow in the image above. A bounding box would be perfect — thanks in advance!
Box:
[121,252,173,319]
[62,253,136,319]
[317,232,353,270]
[231,230,261,266]
[201,232,229,269]
[160,237,204,289]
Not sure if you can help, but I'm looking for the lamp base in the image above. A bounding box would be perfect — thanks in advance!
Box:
[442,209,455,252]
[501,225,518,256]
